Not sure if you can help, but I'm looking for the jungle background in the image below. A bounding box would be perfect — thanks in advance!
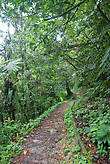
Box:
[0,0,110,163]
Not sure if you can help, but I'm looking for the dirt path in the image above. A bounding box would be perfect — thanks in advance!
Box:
[12,101,75,164]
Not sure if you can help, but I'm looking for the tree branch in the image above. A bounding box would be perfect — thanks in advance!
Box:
[97,5,110,24]
[94,0,110,24]
[44,0,87,21]
[64,58,79,71]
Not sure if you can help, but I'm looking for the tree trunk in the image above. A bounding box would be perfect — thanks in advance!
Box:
[65,80,73,96]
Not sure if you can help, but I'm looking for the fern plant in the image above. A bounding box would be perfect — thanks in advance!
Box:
[97,47,110,80]
[0,59,22,75]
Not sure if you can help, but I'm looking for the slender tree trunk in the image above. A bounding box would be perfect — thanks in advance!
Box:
[65,80,73,96]
[0,112,4,123]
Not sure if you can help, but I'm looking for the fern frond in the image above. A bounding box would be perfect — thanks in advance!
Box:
[100,47,110,67]
[1,59,22,74]
[97,47,110,79]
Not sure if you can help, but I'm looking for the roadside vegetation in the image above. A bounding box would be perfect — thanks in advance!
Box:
[0,0,109,163]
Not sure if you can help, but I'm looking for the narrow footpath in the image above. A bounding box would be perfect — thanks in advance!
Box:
[12,101,76,164]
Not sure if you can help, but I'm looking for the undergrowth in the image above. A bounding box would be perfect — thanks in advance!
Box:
[73,96,110,162]
[64,104,92,163]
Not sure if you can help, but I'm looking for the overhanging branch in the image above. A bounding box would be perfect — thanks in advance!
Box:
[94,0,110,24]
[97,5,110,24]
[44,0,87,21]
[64,58,79,71]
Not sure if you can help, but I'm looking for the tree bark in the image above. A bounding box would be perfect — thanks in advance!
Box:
[65,80,73,97]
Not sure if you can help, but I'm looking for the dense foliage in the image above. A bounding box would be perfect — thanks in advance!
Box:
[73,96,110,162]
[0,0,110,163]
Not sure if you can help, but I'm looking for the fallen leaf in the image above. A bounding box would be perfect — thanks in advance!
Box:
[85,153,88,157]
[89,144,92,147]
[18,138,22,141]
[23,150,28,155]
[62,129,67,132]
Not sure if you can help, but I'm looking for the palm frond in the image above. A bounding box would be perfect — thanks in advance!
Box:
[1,59,22,74]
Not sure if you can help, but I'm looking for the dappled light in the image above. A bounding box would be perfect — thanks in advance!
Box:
[0,0,110,163]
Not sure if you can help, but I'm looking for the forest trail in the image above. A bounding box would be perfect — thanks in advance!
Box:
[12,101,76,164]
